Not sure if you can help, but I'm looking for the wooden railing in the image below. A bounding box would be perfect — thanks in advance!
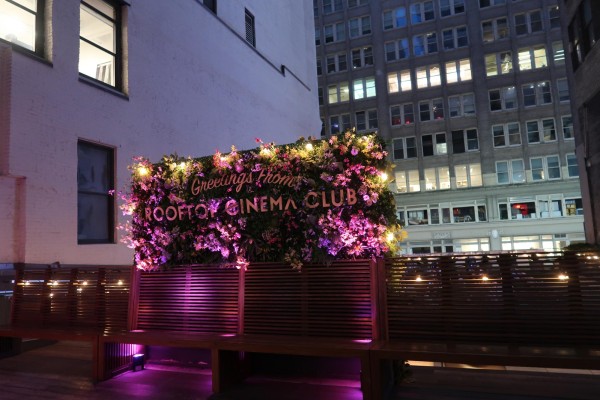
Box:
[10,265,131,331]
[383,252,600,345]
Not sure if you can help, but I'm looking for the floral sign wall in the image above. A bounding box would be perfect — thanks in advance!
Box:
[120,131,405,271]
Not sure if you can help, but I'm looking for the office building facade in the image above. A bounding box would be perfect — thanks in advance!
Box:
[315,0,584,253]
[0,0,320,268]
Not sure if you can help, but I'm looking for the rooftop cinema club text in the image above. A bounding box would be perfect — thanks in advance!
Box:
[143,168,358,222]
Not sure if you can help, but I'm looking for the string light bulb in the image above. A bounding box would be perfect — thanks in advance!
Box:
[137,165,150,177]
[558,273,569,281]
[305,143,314,151]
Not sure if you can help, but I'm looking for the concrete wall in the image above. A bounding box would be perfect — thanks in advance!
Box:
[0,0,320,265]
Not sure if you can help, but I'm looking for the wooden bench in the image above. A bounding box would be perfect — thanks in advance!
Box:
[369,253,600,399]
[98,261,377,399]
[0,264,131,382]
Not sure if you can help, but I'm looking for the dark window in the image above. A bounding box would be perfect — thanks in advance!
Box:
[0,0,46,55]
[422,135,434,156]
[245,8,255,47]
[452,130,465,153]
[204,0,217,13]
[77,141,114,244]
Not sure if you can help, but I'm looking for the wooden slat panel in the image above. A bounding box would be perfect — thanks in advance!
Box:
[11,266,131,331]
[244,260,374,338]
[385,252,600,345]
[136,265,239,333]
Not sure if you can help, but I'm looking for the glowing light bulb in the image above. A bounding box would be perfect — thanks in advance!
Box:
[137,165,150,177]
[380,172,388,182]
[386,232,395,242]
[305,143,314,151]
[558,274,569,281]
[178,162,186,170]
[415,275,422,282]
[481,275,489,281]
[260,148,271,156]
[82,281,88,286]
[118,280,123,285]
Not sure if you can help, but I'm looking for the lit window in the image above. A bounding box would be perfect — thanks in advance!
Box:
[455,163,482,188]
[425,167,450,191]
[388,70,412,93]
[353,77,376,100]
[78,140,114,244]
[0,0,44,54]
[445,59,471,84]
[485,52,513,76]
[327,82,350,104]
[395,169,421,193]
[79,0,121,88]
[518,45,547,71]
[552,41,565,65]
[416,65,441,88]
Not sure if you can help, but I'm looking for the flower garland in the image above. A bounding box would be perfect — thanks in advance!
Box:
[118,131,406,271]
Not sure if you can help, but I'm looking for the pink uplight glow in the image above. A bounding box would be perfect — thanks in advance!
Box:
[220,333,237,337]
[353,339,372,344]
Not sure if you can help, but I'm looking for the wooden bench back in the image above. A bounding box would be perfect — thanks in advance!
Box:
[382,252,600,345]
[132,260,377,339]
[11,265,131,331]
[134,264,240,334]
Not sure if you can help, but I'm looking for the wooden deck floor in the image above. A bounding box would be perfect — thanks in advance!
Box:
[0,341,599,400]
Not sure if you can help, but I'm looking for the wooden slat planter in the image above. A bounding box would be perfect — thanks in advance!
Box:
[371,251,600,399]
[0,264,131,382]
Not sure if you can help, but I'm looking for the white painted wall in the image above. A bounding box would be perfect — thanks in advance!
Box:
[0,0,320,265]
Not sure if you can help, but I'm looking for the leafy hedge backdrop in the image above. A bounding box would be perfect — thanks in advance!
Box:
[118,131,406,271]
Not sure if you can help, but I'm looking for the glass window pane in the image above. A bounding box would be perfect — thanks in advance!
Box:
[81,4,115,52]
[0,1,37,51]
[78,193,110,241]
